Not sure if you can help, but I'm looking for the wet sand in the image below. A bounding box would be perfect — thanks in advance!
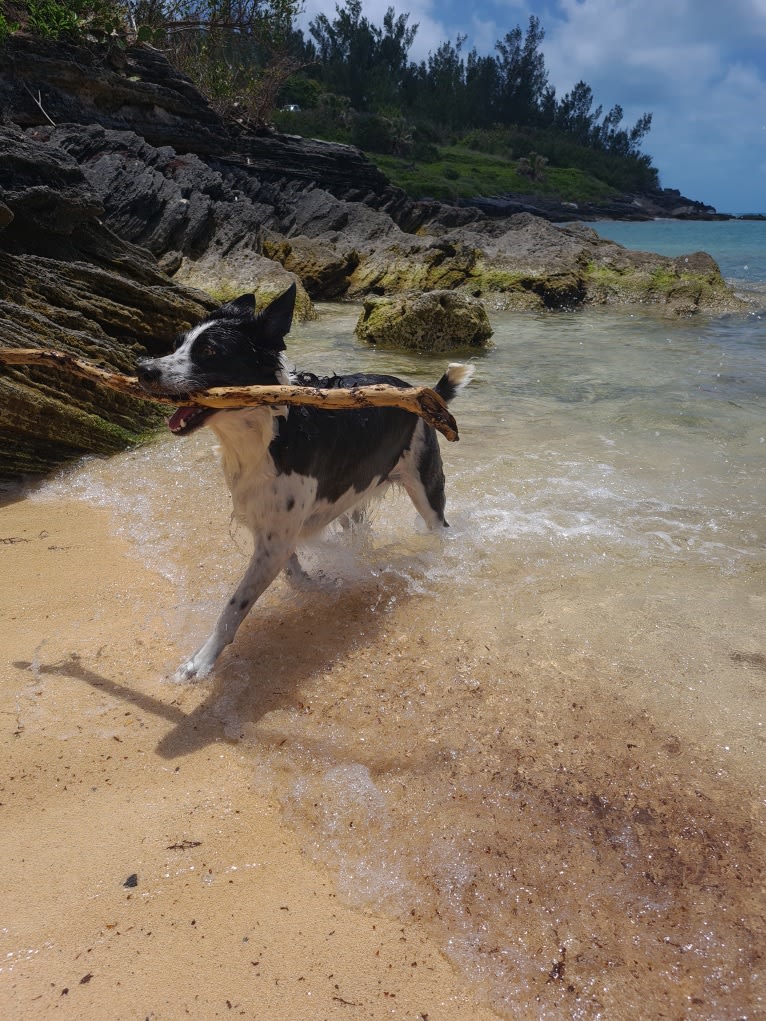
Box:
[0,496,500,1021]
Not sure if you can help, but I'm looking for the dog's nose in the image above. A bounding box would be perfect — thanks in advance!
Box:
[136,358,161,387]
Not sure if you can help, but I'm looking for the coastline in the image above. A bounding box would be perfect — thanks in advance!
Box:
[0,496,500,1021]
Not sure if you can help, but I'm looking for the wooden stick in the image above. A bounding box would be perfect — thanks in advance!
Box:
[0,347,460,441]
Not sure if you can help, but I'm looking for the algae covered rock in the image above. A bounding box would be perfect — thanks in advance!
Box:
[262,234,360,300]
[583,248,740,316]
[0,125,211,484]
[355,291,493,352]
[347,237,480,298]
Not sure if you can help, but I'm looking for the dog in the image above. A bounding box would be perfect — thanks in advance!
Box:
[136,284,473,681]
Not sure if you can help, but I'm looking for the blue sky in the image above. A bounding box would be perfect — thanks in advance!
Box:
[298,1,766,214]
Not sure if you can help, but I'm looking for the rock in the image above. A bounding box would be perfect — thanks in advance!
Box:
[177,249,313,319]
[0,125,211,483]
[262,234,359,300]
[456,185,732,223]
[582,246,741,315]
[0,34,228,153]
[35,123,313,316]
[435,214,740,314]
[355,291,493,352]
[347,237,480,297]
[0,201,12,230]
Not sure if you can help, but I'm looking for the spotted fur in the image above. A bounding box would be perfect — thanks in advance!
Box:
[136,285,473,680]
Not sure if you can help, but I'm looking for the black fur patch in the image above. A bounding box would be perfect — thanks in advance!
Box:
[269,372,418,504]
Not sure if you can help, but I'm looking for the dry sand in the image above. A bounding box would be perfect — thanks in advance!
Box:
[0,495,500,1021]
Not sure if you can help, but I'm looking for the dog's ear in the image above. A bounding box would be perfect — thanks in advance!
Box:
[252,283,296,349]
[213,294,256,319]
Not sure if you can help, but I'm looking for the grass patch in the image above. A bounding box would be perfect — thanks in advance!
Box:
[374,145,617,204]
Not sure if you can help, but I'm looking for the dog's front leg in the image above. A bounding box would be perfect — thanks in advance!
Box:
[174,544,293,682]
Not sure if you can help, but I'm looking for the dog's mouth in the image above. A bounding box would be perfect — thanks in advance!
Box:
[168,405,215,435]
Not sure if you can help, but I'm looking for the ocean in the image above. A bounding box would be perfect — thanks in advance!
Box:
[32,220,765,1019]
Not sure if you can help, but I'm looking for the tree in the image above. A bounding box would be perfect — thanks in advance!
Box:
[408,38,466,128]
[308,0,416,111]
[128,1,303,126]
[494,15,549,126]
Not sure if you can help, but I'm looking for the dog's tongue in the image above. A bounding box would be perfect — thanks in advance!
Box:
[168,406,198,433]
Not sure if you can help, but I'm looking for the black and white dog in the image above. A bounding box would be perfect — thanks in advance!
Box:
[136,284,473,681]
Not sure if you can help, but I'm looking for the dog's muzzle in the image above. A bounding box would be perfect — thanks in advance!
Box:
[135,357,215,435]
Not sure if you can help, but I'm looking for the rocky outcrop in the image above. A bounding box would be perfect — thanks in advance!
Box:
[356,292,493,352]
[0,33,229,153]
[0,34,399,204]
[0,124,211,483]
[456,187,729,223]
[39,120,741,318]
[3,35,744,318]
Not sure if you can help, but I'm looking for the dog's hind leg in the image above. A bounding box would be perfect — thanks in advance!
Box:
[401,473,448,529]
[395,423,449,530]
[174,541,295,682]
[284,552,311,586]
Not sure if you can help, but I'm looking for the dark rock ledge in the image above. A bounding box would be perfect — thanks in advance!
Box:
[0,124,210,483]
[0,35,748,484]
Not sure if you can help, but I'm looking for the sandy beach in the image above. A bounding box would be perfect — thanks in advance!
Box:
[3,295,765,1020]
[0,494,501,1021]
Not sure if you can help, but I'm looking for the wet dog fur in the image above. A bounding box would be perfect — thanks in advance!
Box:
[136,284,473,680]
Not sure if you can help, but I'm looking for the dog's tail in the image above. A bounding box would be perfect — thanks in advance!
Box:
[433,362,475,403]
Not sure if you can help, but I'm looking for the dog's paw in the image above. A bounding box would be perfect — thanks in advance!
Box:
[172,653,212,684]
[172,662,197,684]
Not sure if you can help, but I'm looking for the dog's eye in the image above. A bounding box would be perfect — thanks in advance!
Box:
[197,342,217,359]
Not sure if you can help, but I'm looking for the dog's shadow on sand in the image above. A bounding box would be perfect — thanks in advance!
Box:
[14,575,410,760]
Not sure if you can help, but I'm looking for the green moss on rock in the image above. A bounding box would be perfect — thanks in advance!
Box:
[583,251,744,315]
[355,290,493,353]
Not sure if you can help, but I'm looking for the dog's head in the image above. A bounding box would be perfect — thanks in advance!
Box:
[136,284,296,435]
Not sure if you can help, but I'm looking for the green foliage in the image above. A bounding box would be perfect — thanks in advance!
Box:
[0,13,20,42]
[19,0,124,39]
[26,0,79,37]
[277,73,322,110]
[307,0,416,112]
[457,126,658,193]
[374,145,619,204]
[289,3,658,194]
[272,92,353,143]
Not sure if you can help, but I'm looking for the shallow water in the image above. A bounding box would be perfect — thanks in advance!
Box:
[33,303,765,1018]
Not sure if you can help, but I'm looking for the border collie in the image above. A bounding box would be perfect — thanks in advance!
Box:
[136,284,473,681]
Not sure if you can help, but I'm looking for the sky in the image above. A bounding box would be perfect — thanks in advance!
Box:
[297,0,766,215]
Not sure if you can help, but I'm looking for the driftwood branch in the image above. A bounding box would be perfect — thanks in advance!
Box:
[0,347,460,441]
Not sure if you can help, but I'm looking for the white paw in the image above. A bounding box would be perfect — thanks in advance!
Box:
[172,651,214,684]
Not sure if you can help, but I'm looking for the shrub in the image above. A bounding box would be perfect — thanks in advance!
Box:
[21,1,123,40]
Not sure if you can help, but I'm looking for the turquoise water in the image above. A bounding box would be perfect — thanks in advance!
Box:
[30,223,766,1018]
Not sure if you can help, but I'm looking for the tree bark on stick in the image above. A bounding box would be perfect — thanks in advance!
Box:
[0,347,460,441]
